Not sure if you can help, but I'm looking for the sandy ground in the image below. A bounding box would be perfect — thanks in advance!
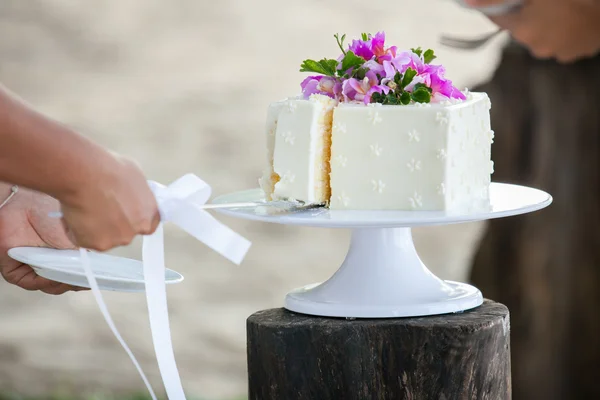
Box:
[0,1,506,398]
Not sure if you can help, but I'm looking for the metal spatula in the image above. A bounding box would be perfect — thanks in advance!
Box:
[47,199,325,219]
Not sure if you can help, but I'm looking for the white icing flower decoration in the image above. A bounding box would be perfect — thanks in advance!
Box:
[333,154,348,167]
[333,122,347,134]
[281,171,296,184]
[371,179,386,194]
[406,158,422,172]
[337,192,350,207]
[435,111,449,125]
[407,129,421,142]
[368,109,382,125]
[408,192,423,209]
[436,149,447,160]
[286,101,297,113]
[437,183,446,196]
[370,143,383,157]
[281,131,295,145]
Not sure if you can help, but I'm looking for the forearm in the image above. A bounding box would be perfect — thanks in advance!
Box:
[0,84,113,203]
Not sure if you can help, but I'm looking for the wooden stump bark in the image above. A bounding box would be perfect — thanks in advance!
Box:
[470,44,600,400]
[247,300,510,400]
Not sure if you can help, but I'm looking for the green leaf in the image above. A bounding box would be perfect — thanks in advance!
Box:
[334,33,347,55]
[394,71,402,84]
[361,32,369,41]
[411,87,431,103]
[401,68,417,89]
[423,49,436,64]
[386,93,399,105]
[411,47,423,57]
[300,58,338,76]
[353,67,367,80]
[371,92,384,104]
[400,91,411,105]
[340,51,365,73]
[413,83,433,93]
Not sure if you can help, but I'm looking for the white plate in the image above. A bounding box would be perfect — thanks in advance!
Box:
[8,247,184,292]
[212,182,552,228]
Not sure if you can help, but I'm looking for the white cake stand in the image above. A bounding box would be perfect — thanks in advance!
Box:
[213,183,552,318]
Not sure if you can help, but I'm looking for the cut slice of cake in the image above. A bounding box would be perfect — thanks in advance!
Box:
[329,93,493,210]
[258,101,285,200]
[261,94,337,204]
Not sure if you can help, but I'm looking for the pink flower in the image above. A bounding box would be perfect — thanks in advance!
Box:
[342,70,390,104]
[348,32,397,63]
[370,32,397,62]
[418,64,466,101]
[301,75,342,99]
[348,39,374,61]
[363,59,385,77]
[392,51,424,74]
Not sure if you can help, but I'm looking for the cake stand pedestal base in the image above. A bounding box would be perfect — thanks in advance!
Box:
[285,227,482,318]
[247,301,511,400]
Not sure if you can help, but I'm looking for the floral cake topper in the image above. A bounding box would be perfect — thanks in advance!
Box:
[300,32,466,105]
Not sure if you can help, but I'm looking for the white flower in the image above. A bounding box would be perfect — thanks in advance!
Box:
[337,192,350,207]
[371,180,386,194]
[368,110,382,125]
[437,183,446,196]
[370,143,383,157]
[333,122,347,134]
[280,171,296,184]
[286,101,297,113]
[333,154,348,167]
[281,131,295,145]
[407,129,421,142]
[406,159,422,172]
[408,192,423,209]
[436,111,449,125]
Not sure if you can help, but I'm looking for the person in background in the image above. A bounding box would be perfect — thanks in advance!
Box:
[467,0,600,398]
[466,0,600,62]
[0,85,160,294]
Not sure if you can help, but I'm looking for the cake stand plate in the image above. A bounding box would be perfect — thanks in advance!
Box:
[213,183,552,318]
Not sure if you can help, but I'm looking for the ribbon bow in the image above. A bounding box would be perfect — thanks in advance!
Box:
[149,173,251,265]
[80,174,251,400]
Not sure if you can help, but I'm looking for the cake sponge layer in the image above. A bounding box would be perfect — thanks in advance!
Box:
[263,94,336,204]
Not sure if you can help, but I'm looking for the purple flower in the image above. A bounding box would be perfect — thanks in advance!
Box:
[392,51,424,74]
[342,70,390,104]
[417,65,466,101]
[348,31,397,63]
[370,32,397,62]
[301,75,342,99]
[363,59,385,77]
[348,39,374,61]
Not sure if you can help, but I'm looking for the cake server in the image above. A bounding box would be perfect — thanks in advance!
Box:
[47,199,324,219]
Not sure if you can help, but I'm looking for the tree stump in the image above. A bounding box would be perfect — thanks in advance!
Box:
[470,44,600,400]
[247,300,510,400]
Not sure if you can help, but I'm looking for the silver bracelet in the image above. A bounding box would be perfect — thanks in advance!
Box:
[0,185,18,210]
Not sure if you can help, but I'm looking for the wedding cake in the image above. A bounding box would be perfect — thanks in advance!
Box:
[259,32,494,211]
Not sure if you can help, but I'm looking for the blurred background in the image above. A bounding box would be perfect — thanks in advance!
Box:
[0,0,508,399]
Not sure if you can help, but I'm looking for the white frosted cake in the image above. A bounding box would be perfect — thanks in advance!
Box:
[260,32,494,211]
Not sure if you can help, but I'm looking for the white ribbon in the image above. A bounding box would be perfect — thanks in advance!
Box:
[79,174,251,400]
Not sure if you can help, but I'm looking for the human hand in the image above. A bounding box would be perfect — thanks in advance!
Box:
[59,154,160,252]
[0,184,82,294]
[465,0,600,62]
